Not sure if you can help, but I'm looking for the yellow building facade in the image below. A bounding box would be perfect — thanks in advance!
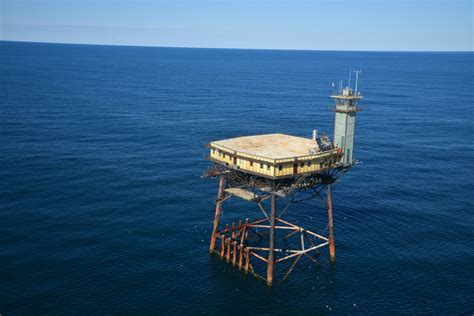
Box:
[209,133,342,179]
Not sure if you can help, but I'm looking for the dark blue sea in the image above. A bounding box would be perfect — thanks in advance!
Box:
[1,41,473,314]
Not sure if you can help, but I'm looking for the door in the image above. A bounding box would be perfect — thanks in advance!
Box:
[293,163,298,175]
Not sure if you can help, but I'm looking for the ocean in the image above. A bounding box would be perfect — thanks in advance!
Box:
[1,41,473,314]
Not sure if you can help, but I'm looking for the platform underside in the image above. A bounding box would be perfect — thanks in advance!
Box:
[204,163,349,198]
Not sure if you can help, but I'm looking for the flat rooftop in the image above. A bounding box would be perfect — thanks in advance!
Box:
[211,133,318,160]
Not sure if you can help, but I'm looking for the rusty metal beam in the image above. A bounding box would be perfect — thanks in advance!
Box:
[327,184,336,262]
[220,235,225,258]
[248,224,296,230]
[266,194,276,286]
[244,247,250,273]
[232,241,237,266]
[250,251,268,263]
[282,253,303,282]
[257,202,270,222]
[209,176,225,254]
[226,236,231,262]
[276,242,329,263]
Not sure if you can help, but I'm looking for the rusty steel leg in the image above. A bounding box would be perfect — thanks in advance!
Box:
[238,219,248,271]
[209,176,225,254]
[244,218,249,243]
[327,184,336,262]
[267,193,276,286]
[232,241,237,266]
[244,248,250,273]
[238,245,243,270]
[220,235,225,259]
[226,237,231,263]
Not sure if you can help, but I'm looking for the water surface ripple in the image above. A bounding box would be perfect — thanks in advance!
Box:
[1,42,473,314]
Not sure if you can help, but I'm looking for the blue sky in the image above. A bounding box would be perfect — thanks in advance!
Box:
[1,0,472,51]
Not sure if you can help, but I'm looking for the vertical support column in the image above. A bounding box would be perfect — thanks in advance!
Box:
[232,241,237,266]
[238,245,243,270]
[267,193,277,286]
[226,237,231,263]
[244,248,250,273]
[327,184,336,262]
[220,235,225,258]
[209,176,225,254]
[239,218,248,271]
[244,218,249,243]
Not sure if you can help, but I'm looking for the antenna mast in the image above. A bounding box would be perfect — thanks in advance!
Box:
[354,69,362,96]
[348,67,352,88]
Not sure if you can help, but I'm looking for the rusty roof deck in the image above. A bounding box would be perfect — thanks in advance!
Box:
[210,133,320,160]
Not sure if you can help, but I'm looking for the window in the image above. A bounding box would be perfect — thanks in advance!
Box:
[301,162,304,168]
[278,165,282,171]
[308,161,312,167]
[267,164,270,170]
[260,163,263,169]
[223,153,226,158]
[250,161,253,167]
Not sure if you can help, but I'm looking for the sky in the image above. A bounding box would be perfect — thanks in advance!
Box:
[1,0,472,51]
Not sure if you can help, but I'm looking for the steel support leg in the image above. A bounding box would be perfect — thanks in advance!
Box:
[327,184,336,262]
[267,194,276,286]
[209,176,225,254]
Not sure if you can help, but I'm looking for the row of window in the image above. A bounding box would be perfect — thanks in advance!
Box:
[250,161,272,170]
[214,149,274,171]
[213,148,334,172]
[213,149,227,158]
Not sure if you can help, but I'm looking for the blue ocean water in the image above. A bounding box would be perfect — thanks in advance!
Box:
[1,41,473,314]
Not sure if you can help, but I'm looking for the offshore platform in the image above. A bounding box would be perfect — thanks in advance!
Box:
[204,70,363,286]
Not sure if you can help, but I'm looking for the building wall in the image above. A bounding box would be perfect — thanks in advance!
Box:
[210,147,275,177]
[334,111,356,164]
[210,146,339,178]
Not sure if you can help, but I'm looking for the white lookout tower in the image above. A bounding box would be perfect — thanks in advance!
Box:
[331,69,363,166]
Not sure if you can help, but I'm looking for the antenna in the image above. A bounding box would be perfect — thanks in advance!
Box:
[348,67,352,88]
[332,81,335,95]
[354,69,362,96]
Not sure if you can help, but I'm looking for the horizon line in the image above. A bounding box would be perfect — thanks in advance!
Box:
[1,40,473,53]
